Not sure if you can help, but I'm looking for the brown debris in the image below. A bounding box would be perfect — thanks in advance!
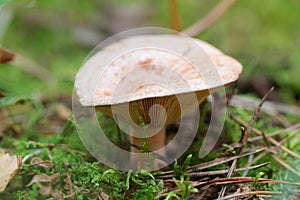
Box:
[0,150,22,192]
[0,92,5,98]
[0,48,15,64]
[27,173,62,197]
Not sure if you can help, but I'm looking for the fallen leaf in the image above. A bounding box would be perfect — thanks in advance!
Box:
[26,173,61,197]
[0,48,15,64]
[29,157,53,170]
[0,150,22,192]
[26,173,60,187]
[63,171,73,195]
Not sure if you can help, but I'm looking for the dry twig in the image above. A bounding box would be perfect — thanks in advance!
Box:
[162,177,300,197]
[219,191,282,200]
[168,0,181,31]
[241,87,274,147]
[247,122,300,143]
[157,148,266,177]
[272,154,300,177]
[157,162,269,179]
[194,177,300,188]
[218,87,274,198]
[232,115,300,160]
[183,0,236,36]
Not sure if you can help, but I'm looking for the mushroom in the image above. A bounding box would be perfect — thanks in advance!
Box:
[75,34,242,170]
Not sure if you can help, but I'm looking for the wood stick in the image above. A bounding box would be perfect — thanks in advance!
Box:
[168,0,182,31]
[183,0,236,36]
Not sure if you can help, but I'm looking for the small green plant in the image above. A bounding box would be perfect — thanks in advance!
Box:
[13,183,40,200]
[174,176,198,199]
[156,154,197,199]
[222,143,237,155]
[252,172,265,187]
[157,176,198,200]
[72,164,164,199]
[129,170,164,199]
[131,178,163,200]
[174,154,192,178]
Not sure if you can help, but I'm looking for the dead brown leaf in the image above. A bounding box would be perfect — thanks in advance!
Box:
[27,173,62,197]
[0,48,15,64]
[27,173,60,187]
[29,157,53,170]
[0,150,22,192]
[63,171,73,195]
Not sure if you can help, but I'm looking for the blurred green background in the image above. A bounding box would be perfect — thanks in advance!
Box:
[1,0,299,103]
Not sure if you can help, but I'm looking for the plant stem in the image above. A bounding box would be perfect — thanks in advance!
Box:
[168,0,182,31]
[183,0,236,36]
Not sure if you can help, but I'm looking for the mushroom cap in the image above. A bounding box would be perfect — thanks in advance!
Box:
[75,34,242,125]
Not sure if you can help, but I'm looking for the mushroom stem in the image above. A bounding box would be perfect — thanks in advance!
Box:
[130,127,166,170]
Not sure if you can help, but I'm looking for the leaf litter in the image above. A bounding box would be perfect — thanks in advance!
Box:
[0,150,22,193]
